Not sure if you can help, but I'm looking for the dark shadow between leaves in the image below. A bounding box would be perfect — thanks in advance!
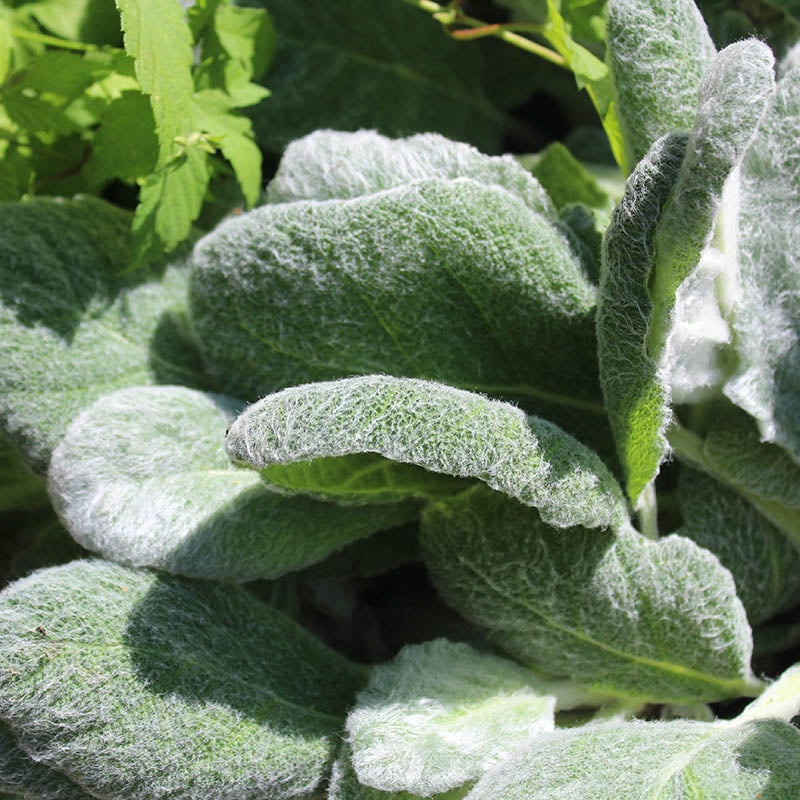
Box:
[148,309,213,391]
[123,571,362,738]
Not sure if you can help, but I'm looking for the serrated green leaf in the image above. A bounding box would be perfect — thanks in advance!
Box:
[226,375,627,531]
[346,639,556,796]
[246,0,507,153]
[213,3,275,82]
[598,133,687,506]
[90,91,158,184]
[0,196,208,474]
[464,718,800,800]
[0,560,366,800]
[678,467,800,625]
[606,0,716,174]
[421,485,759,703]
[723,61,800,464]
[131,146,210,265]
[115,0,193,166]
[190,89,262,206]
[192,169,605,438]
[266,129,555,215]
[0,720,90,800]
[48,385,418,581]
[648,40,775,383]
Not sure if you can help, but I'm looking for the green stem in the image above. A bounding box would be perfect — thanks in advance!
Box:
[11,27,98,52]
[400,0,567,69]
[636,482,659,540]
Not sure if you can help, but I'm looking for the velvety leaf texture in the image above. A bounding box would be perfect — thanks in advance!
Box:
[346,639,555,796]
[243,0,506,153]
[650,40,775,398]
[598,133,687,506]
[678,467,800,624]
[723,61,800,464]
[225,375,628,531]
[738,662,800,724]
[421,486,758,703]
[606,0,716,173]
[0,560,366,800]
[0,720,90,800]
[465,718,800,800]
[191,176,604,428]
[0,197,207,474]
[48,385,417,581]
[265,130,555,216]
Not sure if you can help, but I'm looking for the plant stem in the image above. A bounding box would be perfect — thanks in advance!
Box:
[637,482,659,540]
[11,27,98,52]
[400,0,567,69]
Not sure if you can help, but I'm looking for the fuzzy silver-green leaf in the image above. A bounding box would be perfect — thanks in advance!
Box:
[226,375,627,531]
[0,560,366,800]
[421,486,758,703]
[48,386,416,581]
[0,197,206,474]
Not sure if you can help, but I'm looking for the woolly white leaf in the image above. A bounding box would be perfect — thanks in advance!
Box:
[723,62,800,463]
[465,718,800,800]
[226,375,628,531]
[190,175,605,441]
[606,0,716,173]
[346,639,556,796]
[421,486,760,703]
[0,197,206,474]
[650,40,775,391]
[737,663,800,724]
[678,467,800,624]
[266,130,555,216]
[0,560,366,800]
[48,385,416,581]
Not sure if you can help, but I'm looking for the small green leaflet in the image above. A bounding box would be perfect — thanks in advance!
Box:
[346,639,556,796]
[421,485,759,703]
[115,0,194,167]
[48,385,418,581]
[0,560,367,800]
[225,375,627,531]
[605,0,716,173]
[464,718,800,800]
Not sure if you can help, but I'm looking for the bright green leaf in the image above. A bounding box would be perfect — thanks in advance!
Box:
[131,146,210,266]
[226,375,628,531]
[21,0,122,45]
[115,0,194,166]
[346,639,556,796]
[190,89,262,206]
[0,196,208,474]
[678,467,800,624]
[606,0,716,173]
[723,60,800,464]
[48,385,419,581]
[421,485,759,703]
[213,3,275,81]
[464,718,800,800]
[0,560,367,800]
[90,91,158,185]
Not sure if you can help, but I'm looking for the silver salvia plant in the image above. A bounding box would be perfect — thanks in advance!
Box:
[1,1,800,797]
